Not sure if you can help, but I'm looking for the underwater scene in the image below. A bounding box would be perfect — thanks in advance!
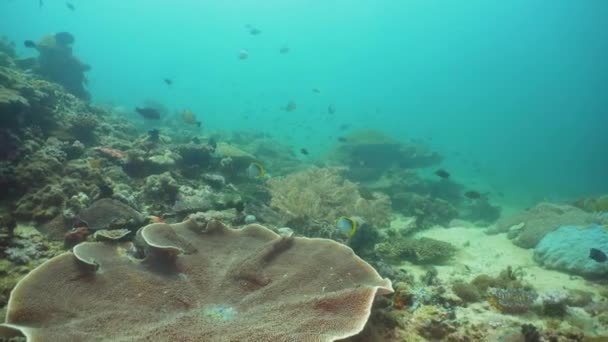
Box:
[0,0,607,341]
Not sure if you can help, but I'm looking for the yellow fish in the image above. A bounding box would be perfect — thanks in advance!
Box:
[336,216,357,238]
[181,109,202,128]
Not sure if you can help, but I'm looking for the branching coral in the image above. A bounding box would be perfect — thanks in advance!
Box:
[268,167,392,236]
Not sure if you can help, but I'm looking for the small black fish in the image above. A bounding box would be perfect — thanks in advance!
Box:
[279,46,290,54]
[163,78,172,86]
[328,105,336,115]
[24,40,37,49]
[148,129,160,142]
[589,248,607,263]
[337,136,348,143]
[435,169,450,179]
[464,191,481,199]
[339,124,351,131]
[300,148,309,155]
[135,107,161,120]
[208,137,217,150]
[66,2,75,10]
[249,28,262,35]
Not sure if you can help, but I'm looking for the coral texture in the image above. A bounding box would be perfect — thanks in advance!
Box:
[0,219,392,341]
[534,225,608,278]
[268,167,392,236]
[491,203,594,248]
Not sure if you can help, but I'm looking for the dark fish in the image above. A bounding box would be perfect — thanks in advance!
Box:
[337,136,348,142]
[339,124,351,131]
[328,105,336,114]
[284,100,296,112]
[163,78,172,85]
[435,169,450,179]
[208,137,217,149]
[148,129,160,142]
[54,32,75,46]
[249,28,262,35]
[135,107,161,120]
[24,40,37,48]
[464,191,481,199]
[300,148,309,155]
[279,46,290,54]
[312,88,321,94]
[589,248,607,262]
[66,2,75,10]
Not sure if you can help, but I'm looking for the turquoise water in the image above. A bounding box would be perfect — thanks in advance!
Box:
[2,0,607,206]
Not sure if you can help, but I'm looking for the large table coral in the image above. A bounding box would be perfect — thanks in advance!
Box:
[0,219,392,341]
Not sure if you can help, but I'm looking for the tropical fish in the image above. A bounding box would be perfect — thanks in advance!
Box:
[24,40,36,48]
[300,148,309,155]
[336,216,357,238]
[66,2,75,10]
[464,191,481,199]
[279,46,290,54]
[312,88,321,94]
[238,49,249,60]
[135,107,161,120]
[589,248,607,262]
[328,105,336,115]
[337,136,348,143]
[163,78,172,85]
[249,28,262,35]
[284,100,296,112]
[181,109,202,127]
[246,162,265,179]
[435,169,450,179]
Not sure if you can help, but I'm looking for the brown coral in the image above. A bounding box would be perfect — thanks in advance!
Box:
[0,219,392,341]
[268,167,392,236]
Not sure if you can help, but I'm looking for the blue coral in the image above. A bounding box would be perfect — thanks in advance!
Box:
[534,225,608,278]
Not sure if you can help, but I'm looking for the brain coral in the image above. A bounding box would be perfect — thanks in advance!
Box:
[0,219,392,341]
[534,225,608,278]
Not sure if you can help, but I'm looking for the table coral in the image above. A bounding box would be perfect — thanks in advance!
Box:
[0,219,392,341]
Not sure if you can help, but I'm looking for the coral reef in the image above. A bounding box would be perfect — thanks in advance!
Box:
[268,167,392,237]
[534,225,608,278]
[0,219,392,341]
[375,237,457,264]
[490,202,594,248]
[391,192,458,229]
[328,129,442,181]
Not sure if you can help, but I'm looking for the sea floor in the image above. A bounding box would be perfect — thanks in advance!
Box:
[399,224,608,339]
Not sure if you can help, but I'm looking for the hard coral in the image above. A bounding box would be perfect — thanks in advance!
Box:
[0,219,392,341]
[375,236,457,264]
[268,167,392,236]
[491,202,593,248]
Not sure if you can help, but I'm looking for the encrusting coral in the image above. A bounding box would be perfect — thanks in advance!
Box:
[0,218,392,341]
[268,167,392,236]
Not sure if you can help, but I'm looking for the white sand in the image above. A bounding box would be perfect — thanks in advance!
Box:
[404,225,602,295]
